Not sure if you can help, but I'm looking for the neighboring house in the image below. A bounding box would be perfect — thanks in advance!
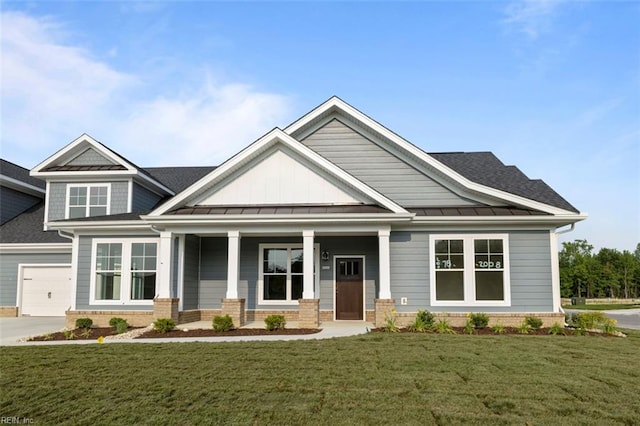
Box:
[0,97,586,328]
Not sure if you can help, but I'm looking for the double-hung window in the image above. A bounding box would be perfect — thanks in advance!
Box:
[67,184,110,218]
[259,244,319,305]
[91,239,158,305]
[430,234,510,307]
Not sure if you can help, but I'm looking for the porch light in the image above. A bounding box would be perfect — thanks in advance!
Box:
[321,250,330,262]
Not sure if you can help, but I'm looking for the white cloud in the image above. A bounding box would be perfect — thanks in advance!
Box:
[502,0,563,39]
[0,11,292,167]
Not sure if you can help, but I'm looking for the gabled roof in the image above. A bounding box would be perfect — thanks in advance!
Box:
[284,97,582,216]
[31,134,174,195]
[148,128,408,216]
[0,159,45,196]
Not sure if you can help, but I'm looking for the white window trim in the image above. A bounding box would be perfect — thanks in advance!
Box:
[429,234,511,307]
[258,243,320,306]
[65,183,111,219]
[89,238,158,306]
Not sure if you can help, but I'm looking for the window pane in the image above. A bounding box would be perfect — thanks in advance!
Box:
[291,249,303,273]
[95,272,121,300]
[264,275,286,300]
[474,239,488,253]
[435,271,464,301]
[476,271,504,300]
[131,272,156,300]
[89,207,107,217]
[69,207,86,219]
[449,240,463,253]
[450,255,464,269]
[264,249,287,273]
[291,275,303,300]
[132,243,144,256]
[490,255,504,269]
[489,239,503,253]
[435,240,449,254]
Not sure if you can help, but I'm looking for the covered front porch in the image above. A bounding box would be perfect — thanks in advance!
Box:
[152,226,396,328]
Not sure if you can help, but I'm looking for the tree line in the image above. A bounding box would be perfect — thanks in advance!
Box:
[559,240,640,298]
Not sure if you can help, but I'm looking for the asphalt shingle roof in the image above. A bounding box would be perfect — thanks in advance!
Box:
[0,159,45,189]
[143,166,216,193]
[0,203,68,244]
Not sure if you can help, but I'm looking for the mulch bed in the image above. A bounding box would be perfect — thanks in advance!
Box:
[28,327,130,341]
[137,328,322,339]
[371,327,615,336]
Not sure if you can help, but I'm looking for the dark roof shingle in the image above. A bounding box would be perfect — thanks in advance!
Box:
[0,203,68,244]
[0,159,45,189]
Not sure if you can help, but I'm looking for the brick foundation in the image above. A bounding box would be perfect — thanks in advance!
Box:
[178,310,201,324]
[298,299,320,328]
[245,310,298,322]
[153,298,179,322]
[221,298,246,327]
[0,307,18,317]
[375,299,396,327]
[391,312,566,328]
[65,310,154,328]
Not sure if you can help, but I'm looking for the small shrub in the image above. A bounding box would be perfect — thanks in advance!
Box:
[43,333,53,341]
[433,319,456,334]
[416,310,435,329]
[153,318,176,333]
[574,312,607,330]
[525,316,543,330]
[80,328,92,339]
[470,313,489,329]
[407,317,427,333]
[265,314,286,331]
[63,329,76,340]
[492,324,506,334]
[115,319,129,334]
[109,317,126,327]
[382,310,399,333]
[548,322,565,335]
[516,322,531,334]
[75,318,93,329]
[573,327,588,336]
[463,319,475,335]
[212,315,234,332]
[601,318,618,334]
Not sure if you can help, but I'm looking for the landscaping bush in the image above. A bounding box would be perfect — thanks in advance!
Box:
[548,323,565,335]
[573,312,607,330]
[153,318,176,333]
[75,318,93,329]
[407,317,427,332]
[433,319,456,334]
[109,317,126,327]
[115,319,129,334]
[212,315,234,332]
[264,315,286,331]
[416,310,435,328]
[470,313,489,329]
[525,316,543,330]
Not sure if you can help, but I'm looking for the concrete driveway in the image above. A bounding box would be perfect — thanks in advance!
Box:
[565,308,640,330]
[0,317,66,345]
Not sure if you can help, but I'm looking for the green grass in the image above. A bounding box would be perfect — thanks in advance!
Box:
[2,331,640,425]
[562,303,640,310]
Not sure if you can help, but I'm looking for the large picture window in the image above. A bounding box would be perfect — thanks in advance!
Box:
[91,239,157,305]
[67,184,110,219]
[430,234,510,307]
[259,244,319,305]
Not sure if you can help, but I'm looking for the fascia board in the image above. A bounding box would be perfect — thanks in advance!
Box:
[45,221,151,231]
[0,175,45,196]
[149,128,407,216]
[410,213,588,226]
[31,170,135,178]
[285,98,576,216]
[0,243,72,253]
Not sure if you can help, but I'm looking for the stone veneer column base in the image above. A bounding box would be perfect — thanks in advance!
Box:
[153,298,179,322]
[298,299,320,328]
[374,299,396,328]
[221,298,246,327]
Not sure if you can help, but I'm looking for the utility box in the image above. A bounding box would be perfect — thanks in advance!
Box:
[571,297,586,305]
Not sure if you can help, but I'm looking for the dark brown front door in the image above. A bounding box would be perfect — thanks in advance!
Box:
[336,258,363,320]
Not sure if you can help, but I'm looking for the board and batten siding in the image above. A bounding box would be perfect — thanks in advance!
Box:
[390,231,554,313]
[131,183,162,212]
[0,252,71,306]
[300,119,476,207]
[48,182,129,222]
[182,235,200,309]
[0,187,41,224]
[75,235,157,311]
[66,148,115,166]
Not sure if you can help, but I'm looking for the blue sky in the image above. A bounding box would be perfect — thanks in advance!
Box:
[1,1,638,252]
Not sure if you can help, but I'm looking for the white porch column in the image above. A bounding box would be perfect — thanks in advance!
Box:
[226,231,241,299]
[157,231,173,298]
[378,229,392,299]
[302,230,315,299]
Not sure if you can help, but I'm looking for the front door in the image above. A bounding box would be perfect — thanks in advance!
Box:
[336,258,363,320]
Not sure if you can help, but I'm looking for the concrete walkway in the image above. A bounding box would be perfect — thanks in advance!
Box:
[1,319,372,346]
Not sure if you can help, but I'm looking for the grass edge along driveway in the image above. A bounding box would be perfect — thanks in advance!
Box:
[2,331,639,425]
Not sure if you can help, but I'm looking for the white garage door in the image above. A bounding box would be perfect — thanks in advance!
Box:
[21,265,72,316]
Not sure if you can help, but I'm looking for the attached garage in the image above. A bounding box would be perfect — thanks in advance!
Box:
[19,265,72,316]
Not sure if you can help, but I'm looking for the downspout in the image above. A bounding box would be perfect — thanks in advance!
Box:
[57,229,76,312]
[553,223,576,315]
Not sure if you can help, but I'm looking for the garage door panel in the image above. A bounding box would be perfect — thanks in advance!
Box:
[21,266,72,316]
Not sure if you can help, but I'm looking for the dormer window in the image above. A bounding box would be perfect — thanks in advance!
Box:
[67,184,110,219]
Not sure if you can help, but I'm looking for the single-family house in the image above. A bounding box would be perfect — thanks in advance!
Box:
[0,97,586,328]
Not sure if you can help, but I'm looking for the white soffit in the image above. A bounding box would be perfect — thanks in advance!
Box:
[196,149,363,206]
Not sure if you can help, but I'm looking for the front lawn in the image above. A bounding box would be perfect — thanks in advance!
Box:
[2,332,639,425]
[562,303,640,310]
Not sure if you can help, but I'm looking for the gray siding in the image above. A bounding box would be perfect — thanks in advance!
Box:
[199,237,227,309]
[0,187,41,224]
[132,183,162,212]
[0,252,71,306]
[47,181,128,222]
[182,235,200,309]
[76,235,157,311]
[389,230,554,313]
[66,148,115,166]
[301,119,476,207]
